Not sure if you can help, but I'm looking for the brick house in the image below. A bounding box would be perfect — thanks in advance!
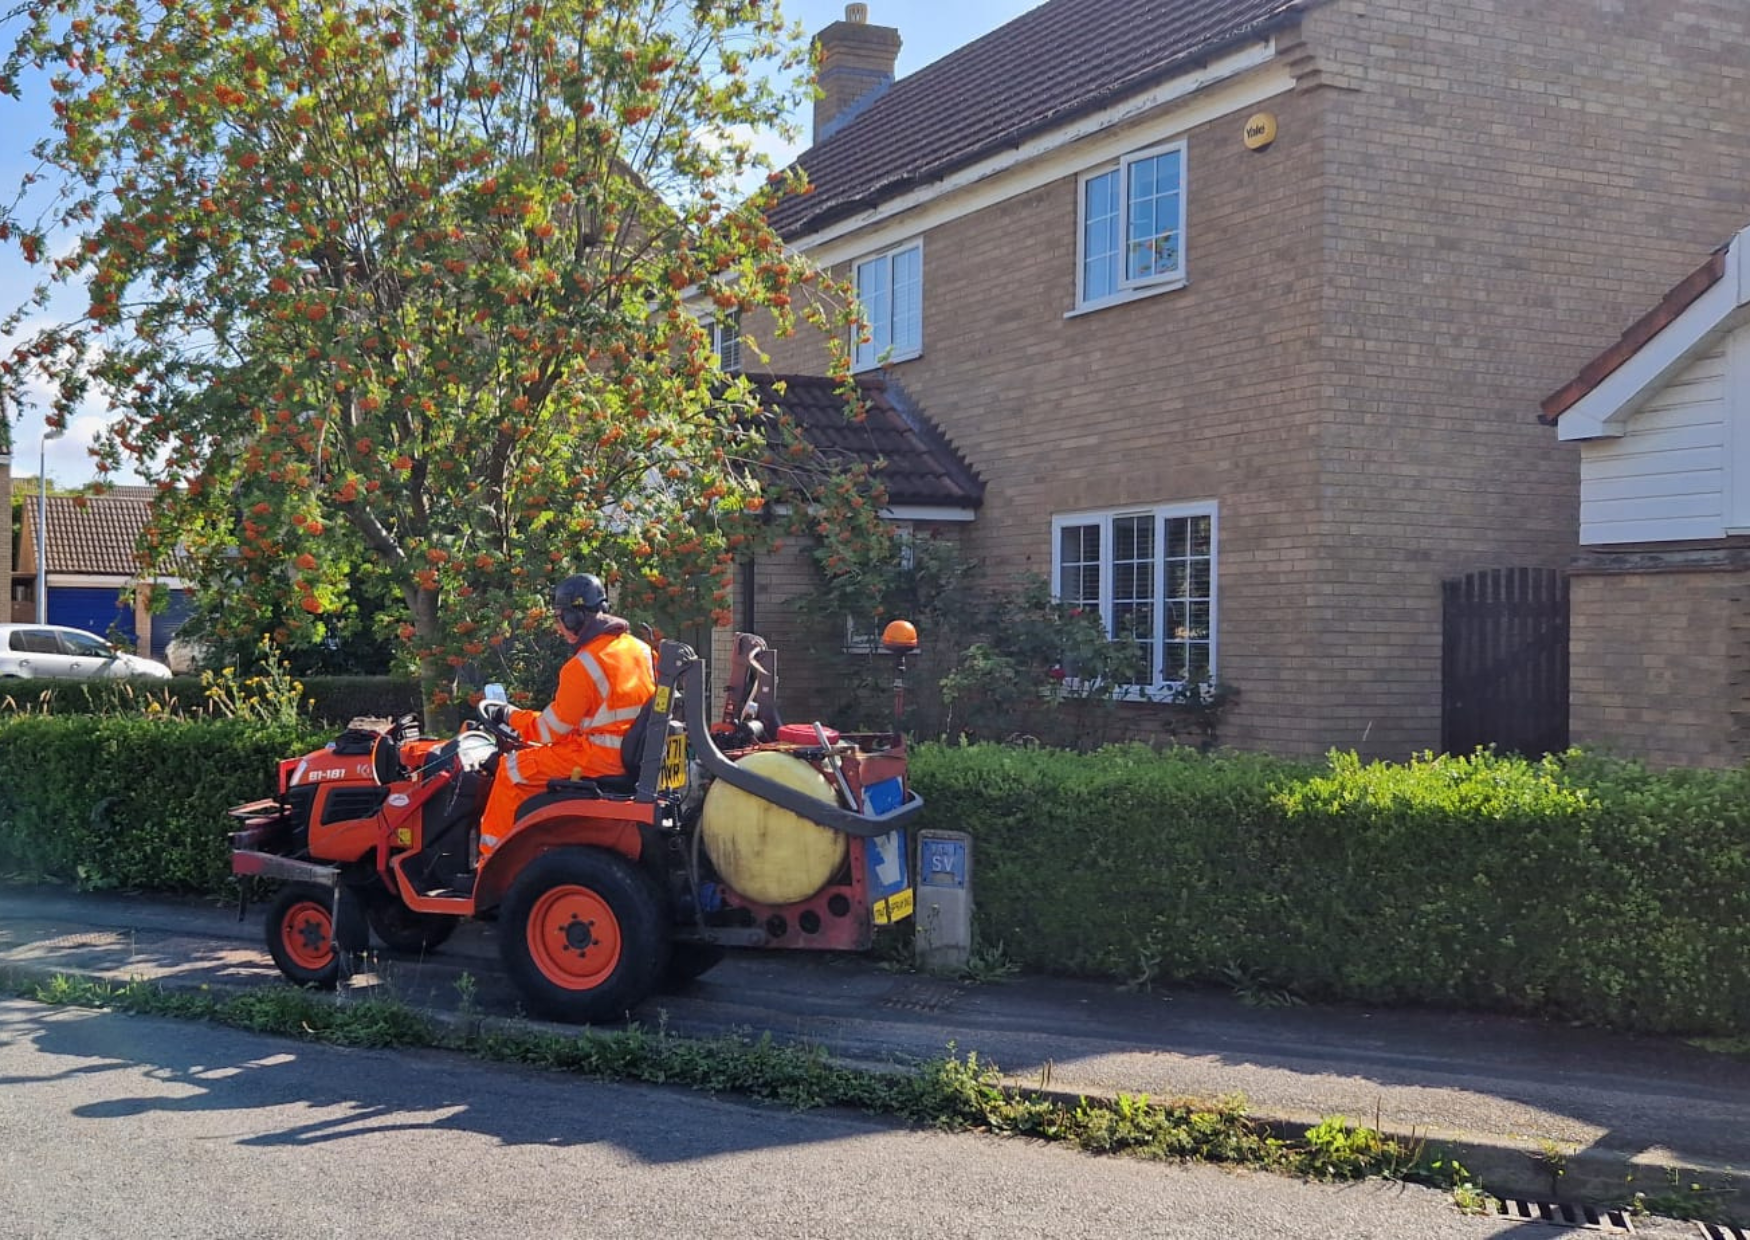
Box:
[1540,224,1750,767]
[733,0,1750,757]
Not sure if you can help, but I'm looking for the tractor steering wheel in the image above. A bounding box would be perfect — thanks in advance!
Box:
[469,686,530,751]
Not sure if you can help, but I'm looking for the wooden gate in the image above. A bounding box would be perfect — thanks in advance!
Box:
[1441,567,1569,757]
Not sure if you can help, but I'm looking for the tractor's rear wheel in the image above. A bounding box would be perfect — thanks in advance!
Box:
[366,898,461,957]
[499,847,668,1023]
[265,884,341,989]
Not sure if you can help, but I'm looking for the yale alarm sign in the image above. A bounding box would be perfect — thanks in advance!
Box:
[1244,112,1278,150]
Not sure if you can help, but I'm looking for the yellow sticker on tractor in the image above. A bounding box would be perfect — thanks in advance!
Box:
[653,685,672,715]
[874,886,915,926]
[658,730,688,792]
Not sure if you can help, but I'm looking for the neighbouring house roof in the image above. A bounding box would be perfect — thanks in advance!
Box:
[1539,248,1732,423]
[1539,225,1750,439]
[19,491,156,577]
[768,0,1310,239]
[752,374,984,510]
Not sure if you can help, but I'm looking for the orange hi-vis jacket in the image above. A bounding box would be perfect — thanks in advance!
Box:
[478,627,656,860]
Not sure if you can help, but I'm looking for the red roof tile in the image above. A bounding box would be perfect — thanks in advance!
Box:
[769,0,1310,239]
[21,493,155,576]
[752,374,983,509]
[1539,248,1730,424]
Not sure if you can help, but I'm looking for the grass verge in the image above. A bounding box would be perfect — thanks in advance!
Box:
[0,967,1481,1201]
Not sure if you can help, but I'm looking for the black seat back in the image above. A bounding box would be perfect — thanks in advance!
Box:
[620,697,655,783]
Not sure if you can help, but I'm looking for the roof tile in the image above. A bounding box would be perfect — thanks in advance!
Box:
[770,0,1308,238]
[751,374,983,508]
[22,493,156,577]
[1539,247,1730,423]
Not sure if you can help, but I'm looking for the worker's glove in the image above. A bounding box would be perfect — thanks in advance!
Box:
[477,699,513,727]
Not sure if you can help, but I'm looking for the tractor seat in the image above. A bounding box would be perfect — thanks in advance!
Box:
[544,775,638,799]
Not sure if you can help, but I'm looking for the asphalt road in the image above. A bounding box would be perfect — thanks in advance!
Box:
[7,884,1750,1207]
[0,998,1699,1240]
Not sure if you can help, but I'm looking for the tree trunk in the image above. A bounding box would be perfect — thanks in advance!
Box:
[410,585,458,733]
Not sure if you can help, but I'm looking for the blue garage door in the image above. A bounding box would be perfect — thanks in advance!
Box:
[48,587,136,647]
[149,589,195,662]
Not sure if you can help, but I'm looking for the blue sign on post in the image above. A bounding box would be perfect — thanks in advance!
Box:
[920,836,967,890]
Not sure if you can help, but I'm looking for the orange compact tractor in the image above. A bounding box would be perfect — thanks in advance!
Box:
[229,627,924,1022]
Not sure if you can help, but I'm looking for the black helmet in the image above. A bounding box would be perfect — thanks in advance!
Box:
[554,573,609,629]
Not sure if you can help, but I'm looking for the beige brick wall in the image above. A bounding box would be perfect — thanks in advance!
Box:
[752,1,1750,760]
[1300,0,1750,757]
[761,79,1335,753]
[1570,561,1750,768]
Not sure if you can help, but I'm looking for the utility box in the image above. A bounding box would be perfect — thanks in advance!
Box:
[914,830,973,974]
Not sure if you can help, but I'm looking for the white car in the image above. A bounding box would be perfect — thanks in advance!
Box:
[0,624,173,680]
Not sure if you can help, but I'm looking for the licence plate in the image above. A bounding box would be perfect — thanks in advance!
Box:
[658,730,688,792]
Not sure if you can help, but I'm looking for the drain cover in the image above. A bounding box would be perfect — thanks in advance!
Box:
[1696,1225,1749,1240]
[1494,1199,1633,1232]
[880,979,964,1013]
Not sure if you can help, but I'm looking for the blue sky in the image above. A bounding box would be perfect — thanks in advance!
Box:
[0,0,1042,484]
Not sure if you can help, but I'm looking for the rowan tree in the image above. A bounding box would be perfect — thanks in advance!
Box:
[1,0,873,711]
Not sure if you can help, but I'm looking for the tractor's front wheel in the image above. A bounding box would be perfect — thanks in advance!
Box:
[265,884,341,989]
[499,847,668,1023]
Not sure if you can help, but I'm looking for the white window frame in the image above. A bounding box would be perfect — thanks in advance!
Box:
[1049,502,1218,695]
[1073,138,1188,314]
[852,238,924,372]
[706,311,741,374]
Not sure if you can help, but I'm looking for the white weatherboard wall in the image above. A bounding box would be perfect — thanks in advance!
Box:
[1580,340,1730,544]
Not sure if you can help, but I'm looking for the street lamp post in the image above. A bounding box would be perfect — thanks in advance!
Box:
[35,428,64,625]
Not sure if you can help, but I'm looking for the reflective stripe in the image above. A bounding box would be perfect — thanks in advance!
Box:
[504,751,524,784]
[540,705,575,737]
[535,716,555,744]
[479,834,499,847]
[584,733,622,752]
[583,703,645,729]
[573,649,610,699]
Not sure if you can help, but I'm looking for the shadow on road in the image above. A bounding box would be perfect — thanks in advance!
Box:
[0,998,897,1165]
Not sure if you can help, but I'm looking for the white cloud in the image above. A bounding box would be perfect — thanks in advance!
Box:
[2,315,144,485]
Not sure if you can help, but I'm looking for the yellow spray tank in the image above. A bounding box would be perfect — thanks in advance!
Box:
[699,749,848,905]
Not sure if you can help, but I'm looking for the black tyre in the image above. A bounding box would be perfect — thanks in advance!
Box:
[366,899,461,957]
[265,883,341,989]
[499,847,669,1023]
[661,942,727,989]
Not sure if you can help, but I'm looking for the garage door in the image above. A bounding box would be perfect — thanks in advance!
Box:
[148,589,195,662]
[48,587,136,647]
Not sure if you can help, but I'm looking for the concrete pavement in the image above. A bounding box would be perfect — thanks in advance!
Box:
[2,884,1746,1216]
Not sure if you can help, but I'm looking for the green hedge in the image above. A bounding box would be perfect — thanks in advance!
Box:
[297,677,424,724]
[910,744,1750,1035]
[0,716,326,892]
[5,713,1748,1034]
[0,675,421,724]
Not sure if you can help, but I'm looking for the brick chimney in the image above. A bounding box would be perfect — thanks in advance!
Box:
[814,3,901,144]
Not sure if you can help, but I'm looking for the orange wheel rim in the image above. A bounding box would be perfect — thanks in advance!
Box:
[281,899,334,972]
[527,885,622,991]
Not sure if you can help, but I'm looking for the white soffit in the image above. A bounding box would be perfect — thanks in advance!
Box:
[1559,227,1750,442]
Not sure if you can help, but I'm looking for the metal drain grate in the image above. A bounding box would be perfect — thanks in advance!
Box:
[1696,1224,1750,1240]
[880,980,964,1013]
[1494,1199,1634,1232]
